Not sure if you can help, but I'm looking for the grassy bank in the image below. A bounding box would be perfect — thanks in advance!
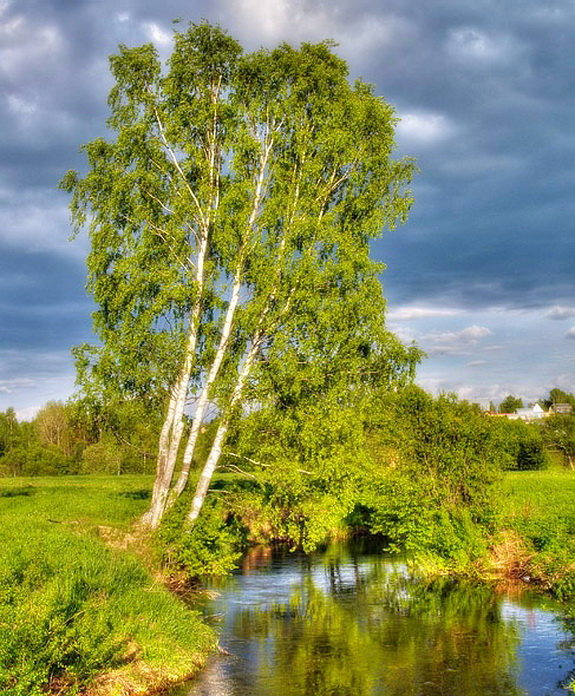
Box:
[497,468,575,599]
[0,475,216,696]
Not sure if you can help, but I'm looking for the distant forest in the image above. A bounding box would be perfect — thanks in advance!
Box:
[1,387,574,478]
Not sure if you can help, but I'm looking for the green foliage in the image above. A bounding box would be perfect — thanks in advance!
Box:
[80,439,123,474]
[0,444,75,477]
[489,418,549,471]
[0,408,19,458]
[374,388,502,516]
[156,493,243,577]
[0,398,160,478]
[541,388,575,410]
[498,395,523,414]
[357,388,504,567]
[516,433,548,471]
[62,21,420,532]
[541,414,575,468]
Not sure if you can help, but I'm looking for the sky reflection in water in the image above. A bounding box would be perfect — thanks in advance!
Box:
[173,543,575,696]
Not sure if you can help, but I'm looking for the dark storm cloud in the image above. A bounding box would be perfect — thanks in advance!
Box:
[368,0,575,310]
[0,248,93,351]
[1,0,574,411]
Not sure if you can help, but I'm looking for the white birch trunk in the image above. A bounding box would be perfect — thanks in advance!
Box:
[185,332,263,529]
[144,95,224,528]
[168,272,243,504]
[167,137,273,508]
[142,234,208,528]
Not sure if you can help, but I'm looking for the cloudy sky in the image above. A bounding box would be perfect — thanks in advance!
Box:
[1,0,574,418]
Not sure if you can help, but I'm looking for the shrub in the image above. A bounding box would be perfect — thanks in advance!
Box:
[156,494,243,577]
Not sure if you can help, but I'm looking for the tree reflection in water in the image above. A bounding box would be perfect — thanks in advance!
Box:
[177,543,574,696]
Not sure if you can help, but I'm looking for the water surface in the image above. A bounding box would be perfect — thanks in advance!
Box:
[173,542,575,695]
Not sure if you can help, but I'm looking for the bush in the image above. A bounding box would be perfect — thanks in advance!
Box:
[491,419,549,471]
[81,441,123,475]
[517,436,548,470]
[156,494,243,578]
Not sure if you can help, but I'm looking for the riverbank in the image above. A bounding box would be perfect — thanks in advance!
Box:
[497,468,575,599]
[2,469,575,695]
[0,476,216,696]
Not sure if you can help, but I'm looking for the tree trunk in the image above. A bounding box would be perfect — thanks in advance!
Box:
[168,272,243,505]
[164,140,273,512]
[142,235,208,528]
[185,332,263,529]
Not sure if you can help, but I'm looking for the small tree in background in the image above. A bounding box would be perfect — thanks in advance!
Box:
[542,414,575,469]
[499,395,523,414]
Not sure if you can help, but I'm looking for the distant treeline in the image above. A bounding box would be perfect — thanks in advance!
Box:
[2,386,574,479]
[0,399,162,477]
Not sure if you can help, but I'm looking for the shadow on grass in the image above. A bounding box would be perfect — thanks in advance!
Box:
[0,485,34,497]
[114,489,151,500]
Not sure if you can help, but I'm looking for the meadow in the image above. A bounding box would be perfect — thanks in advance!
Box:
[0,475,215,696]
[499,468,575,598]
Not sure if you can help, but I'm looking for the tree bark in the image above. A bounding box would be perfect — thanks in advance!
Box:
[168,271,242,505]
[185,331,263,529]
[142,234,208,528]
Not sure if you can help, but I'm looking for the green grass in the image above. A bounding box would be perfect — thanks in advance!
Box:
[0,474,154,529]
[500,468,575,541]
[499,468,575,599]
[0,475,216,696]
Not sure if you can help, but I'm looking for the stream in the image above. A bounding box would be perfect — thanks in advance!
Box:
[171,540,575,695]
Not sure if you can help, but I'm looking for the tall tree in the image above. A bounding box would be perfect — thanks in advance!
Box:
[0,408,19,458]
[498,395,523,414]
[62,23,417,530]
[542,388,575,410]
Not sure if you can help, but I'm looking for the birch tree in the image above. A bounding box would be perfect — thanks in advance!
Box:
[62,23,417,531]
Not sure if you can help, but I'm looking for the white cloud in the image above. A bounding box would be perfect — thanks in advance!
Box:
[6,93,38,121]
[422,325,492,355]
[15,405,41,421]
[0,8,24,38]
[226,0,309,43]
[546,306,575,320]
[529,5,575,25]
[224,0,413,62]
[0,377,35,394]
[0,192,86,258]
[388,305,463,321]
[566,328,575,340]
[142,21,172,46]
[466,360,488,367]
[445,27,524,65]
[0,349,77,416]
[552,373,575,393]
[459,325,492,341]
[0,16,63,77]
[396,111,456,147]
[428,325,491,345]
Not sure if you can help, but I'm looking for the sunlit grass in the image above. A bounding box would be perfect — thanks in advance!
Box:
[0,475,215,696]
[499,468,575,600]
[501,468,575,527]
[0,474,154,529]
